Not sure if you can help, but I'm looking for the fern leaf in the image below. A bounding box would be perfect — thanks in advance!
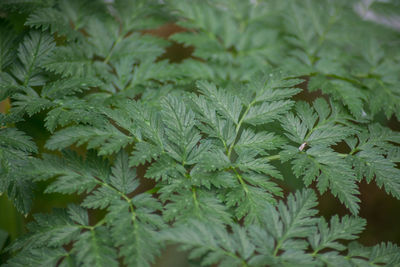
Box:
[245,100,295,126]
[32,151,109,195]
[309,215,366,253]
[281,99,356,147]
[4,247,68,267]
[309,78,367,118]
[292,146,360,214]
[109,151,139,194]
[12,31,55,86]
[41,78,99,99]
[161,220,248,267]
[224,184,276,225]
[113,0,168,31]
[161,94,202,164]
[0,72,20,101]
[129,141,163,166]
[25,7,81,40]
[163,190,232,225]
[46,124,132,154]
[349,125,400,199]
[11,90,54,117]
[73,226,118,267]
[235,129,285,154]
[106,196,164,267]
[44,98,107,132]
[0,23,17,71]
[197,80,243,125]
[10,209,81,251]
[0,128,37,153]
[0,128,37,214]
[261,189,318,252]
[42,44,96,78]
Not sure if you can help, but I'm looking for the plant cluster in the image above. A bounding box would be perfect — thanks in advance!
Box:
[0,0,400,266]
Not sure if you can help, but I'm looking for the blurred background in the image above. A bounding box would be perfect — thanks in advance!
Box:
[1,1,400,266]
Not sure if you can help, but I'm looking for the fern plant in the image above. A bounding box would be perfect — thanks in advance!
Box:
[0,0,400,266]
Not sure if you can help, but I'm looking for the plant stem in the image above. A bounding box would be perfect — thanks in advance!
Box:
[232,168,249,194]
[192,187,200,210]
[104,35,123,64]
[266,154,280,161]
[227,99,256,159]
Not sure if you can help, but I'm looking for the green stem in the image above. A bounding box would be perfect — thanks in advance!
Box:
[311,249,319,257]
[184,166,200,212]
[338,147,360,158]
[192,187,200,210]
[266,154,280,161]
[227,100,256,159]
[232,168,249,194]
[325,74,365,87]
[90,228,101,264]
[78,218,106,230]
[104,35,123,64]
[349,147,361,155]
[203,244,247,266]
[96,180,136,220]
[273,240,282,256]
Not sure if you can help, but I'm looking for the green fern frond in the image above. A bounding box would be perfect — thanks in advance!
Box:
[12,31,55,87]
[0,127,37,214]
[1,1,400,265]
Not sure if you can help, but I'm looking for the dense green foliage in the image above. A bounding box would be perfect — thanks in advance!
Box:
[1,0,400,266]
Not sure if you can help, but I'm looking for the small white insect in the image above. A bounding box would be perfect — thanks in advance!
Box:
[298,142,307,151]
